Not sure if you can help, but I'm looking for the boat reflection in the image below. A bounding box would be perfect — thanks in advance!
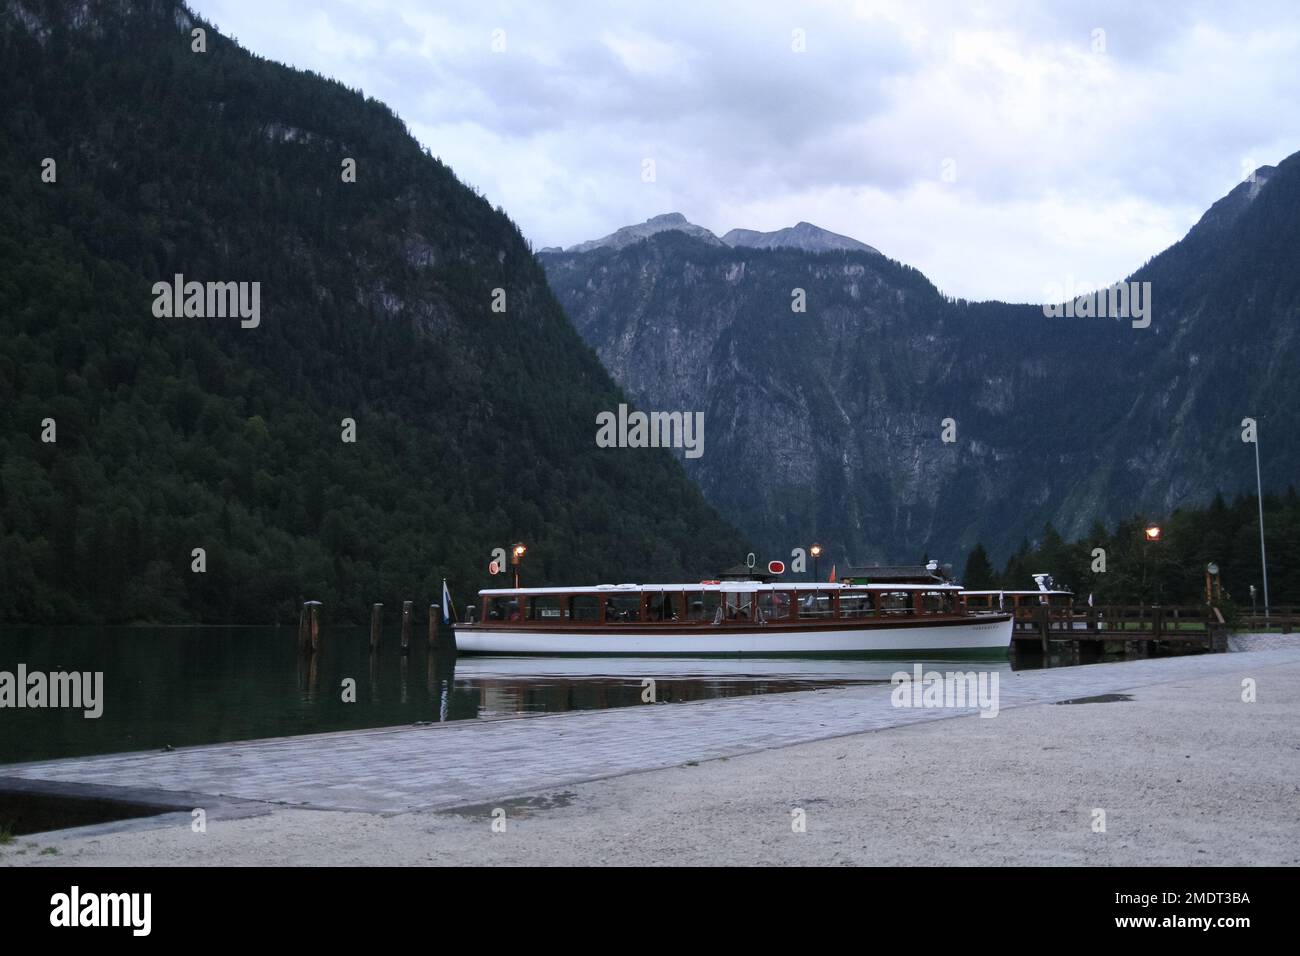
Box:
[438,653,1016,719]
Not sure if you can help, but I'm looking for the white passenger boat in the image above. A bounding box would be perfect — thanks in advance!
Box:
[454,582,1013,657]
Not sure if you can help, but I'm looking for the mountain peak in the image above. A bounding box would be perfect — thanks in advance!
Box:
[1182,165,1279,241]
[721,221,879,256]
[1245,165,1275,201]
[558,212,882,258]
[563,213,722,254]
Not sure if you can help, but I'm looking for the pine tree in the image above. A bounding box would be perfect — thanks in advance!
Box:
[962,544,996,590]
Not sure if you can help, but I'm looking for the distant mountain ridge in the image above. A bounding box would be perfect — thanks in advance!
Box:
[722,222,879,256]
[565,213,725,253]
[563,212,880,256]
[540,159,1300,571]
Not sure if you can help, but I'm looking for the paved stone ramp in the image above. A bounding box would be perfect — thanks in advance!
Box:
[5,649,1297,813]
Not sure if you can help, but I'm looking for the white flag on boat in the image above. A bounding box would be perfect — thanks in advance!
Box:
[442,579,453,624]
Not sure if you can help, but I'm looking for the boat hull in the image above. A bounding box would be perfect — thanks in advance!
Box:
[453,615,1013,657]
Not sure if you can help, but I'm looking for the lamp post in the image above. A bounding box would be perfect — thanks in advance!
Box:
[511,543,526,589]
[1142,525,1161,606]
[810,543,822,583]
[1250,422,1270,621]
[1204,562,1220,606]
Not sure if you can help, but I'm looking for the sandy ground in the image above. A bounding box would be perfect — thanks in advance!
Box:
[5,657,1299,866]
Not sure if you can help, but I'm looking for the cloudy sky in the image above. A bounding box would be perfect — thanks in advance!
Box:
[192,0,1299,302]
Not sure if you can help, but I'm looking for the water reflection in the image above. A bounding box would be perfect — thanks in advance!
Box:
[0,625,1015,764]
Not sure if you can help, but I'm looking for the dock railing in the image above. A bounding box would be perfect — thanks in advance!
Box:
[1009,603,1237,653]
[1235,606,1298,633]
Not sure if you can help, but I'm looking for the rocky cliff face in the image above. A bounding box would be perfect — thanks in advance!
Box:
[566,213,725,253]
[540,166,1300,570]
[722,222,880,256]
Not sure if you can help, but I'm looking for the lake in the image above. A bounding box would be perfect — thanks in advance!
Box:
[0,625,1071,764]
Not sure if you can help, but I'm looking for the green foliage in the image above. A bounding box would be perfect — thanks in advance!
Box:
[970,489,1300,606]
[961,543,996,590]
[0,3,749,624]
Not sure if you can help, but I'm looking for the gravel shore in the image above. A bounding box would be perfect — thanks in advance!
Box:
[6,650,1298,867]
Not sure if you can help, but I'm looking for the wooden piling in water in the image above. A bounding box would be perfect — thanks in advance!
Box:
[297,601,323,654]
[428,604,438,645]
[401,600,412,653]
[370,603,383,650]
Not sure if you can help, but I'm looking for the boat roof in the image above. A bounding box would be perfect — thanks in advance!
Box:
[963,590,1073,596]
[478,582,963,596]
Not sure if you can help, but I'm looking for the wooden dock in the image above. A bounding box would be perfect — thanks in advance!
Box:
[1008,603,1298,654]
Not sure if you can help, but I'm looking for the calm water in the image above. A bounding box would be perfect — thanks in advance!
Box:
[0,625,1038,764]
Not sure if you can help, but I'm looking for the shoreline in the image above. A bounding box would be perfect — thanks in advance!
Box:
[4,646,1298,866]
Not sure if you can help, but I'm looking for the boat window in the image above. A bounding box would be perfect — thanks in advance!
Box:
[603,593,641,623]
[797,590,835,619]
[921,591,955,614]
[839,592,875,618]
[685,591,721,623]
[646,592,682,622]
[723,590,754,622]
[757,591,792,622]
[879,591,914,615]
[486,596,520,621]
[527,595,565,622]
[570,594,600,622]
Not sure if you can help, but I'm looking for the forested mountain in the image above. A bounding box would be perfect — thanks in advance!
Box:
[540,160,1300,582]
[0,0,748,624]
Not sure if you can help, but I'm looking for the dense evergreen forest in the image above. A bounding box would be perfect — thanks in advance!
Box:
[0,1,749,625]
[961,490,1300,608]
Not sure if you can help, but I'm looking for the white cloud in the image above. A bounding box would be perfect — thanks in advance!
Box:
[191,0,1300,301]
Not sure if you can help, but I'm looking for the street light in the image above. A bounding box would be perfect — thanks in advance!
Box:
[1247,420,1270,621]
[1141,525,1161,606]
[511,543,526,589]
[810,543,823,583]
[1205,562,1220,605]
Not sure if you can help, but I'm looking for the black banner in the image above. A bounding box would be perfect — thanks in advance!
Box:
[0,867,1275,941]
